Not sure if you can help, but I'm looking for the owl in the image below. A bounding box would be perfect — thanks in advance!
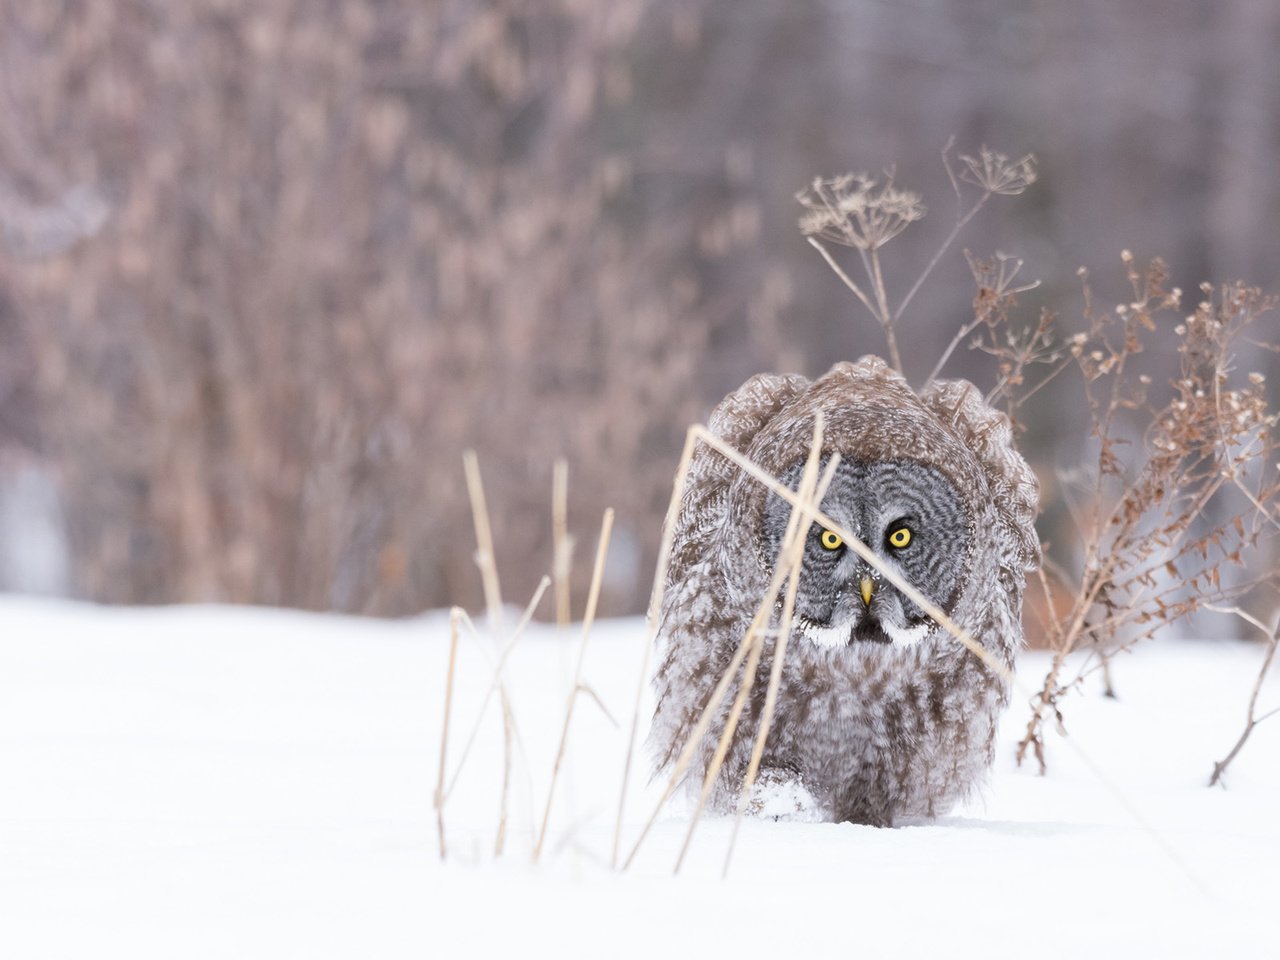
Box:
[649,356,1040,825]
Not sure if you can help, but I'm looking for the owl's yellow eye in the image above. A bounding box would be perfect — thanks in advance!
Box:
[820,529,843,550]
[888,527,912,549]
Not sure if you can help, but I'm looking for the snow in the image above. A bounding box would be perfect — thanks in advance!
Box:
[1,596,1277,958]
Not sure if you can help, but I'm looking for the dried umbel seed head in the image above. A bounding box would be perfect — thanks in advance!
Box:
[796,173,925,251]
[958,147,1037,196]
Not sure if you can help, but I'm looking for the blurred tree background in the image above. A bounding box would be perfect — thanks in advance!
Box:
[0,0,1276,617]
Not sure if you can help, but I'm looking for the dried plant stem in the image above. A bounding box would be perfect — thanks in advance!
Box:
[623,428,829,872]
[494,698,514,855]
[533,507,615,862]
[621,616,762,871]
[723,458,839,877]
[1231,474,1280,534]
[1064,574,1280,692]
[434,607,462,861]
[673,632,763,873]
[1208,606,1280,787]
[806,237,882,324]
[462,450,505,630]
[1029,566,1064,642]
[612,426,699,868]
[674,418,830,874]
[552,458,572,628]
[893,192,990,326]
[1016,572,1110,771]
[865,247,901,372]
[927,316,984,386]
[461,450,512,855]
[441,577,551,803]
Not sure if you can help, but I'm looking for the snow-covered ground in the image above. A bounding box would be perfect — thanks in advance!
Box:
[1,596,1276,959]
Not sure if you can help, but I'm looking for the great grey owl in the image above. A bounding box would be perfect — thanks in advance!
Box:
[649,356,1039,825]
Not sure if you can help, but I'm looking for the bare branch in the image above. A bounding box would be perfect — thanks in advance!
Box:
[1206,606,1280,787]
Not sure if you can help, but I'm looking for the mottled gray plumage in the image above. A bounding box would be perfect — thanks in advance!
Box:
[649,356,1039,825]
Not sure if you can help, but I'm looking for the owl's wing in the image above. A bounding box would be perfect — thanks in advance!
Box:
[920,379,1040,574]
[661,372,810,602]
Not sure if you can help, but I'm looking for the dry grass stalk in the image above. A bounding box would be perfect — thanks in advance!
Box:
[437,609,537,855]
[493,695,513,854]
[621,593,772,870]
[722,462,842,877]
[673,417,831,874]
[1208,606,1280,787]
[612,426,700,868]
[674,629,764,873]
[434,607,462,861]
[800,143,1036,376]
[441,577,550,804]
[533,507,615,862]
[552,458,573,629]
[439,603,542,854]
[462,449,514,854]
[463,450,505,630]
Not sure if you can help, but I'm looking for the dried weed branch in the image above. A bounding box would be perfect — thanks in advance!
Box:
[927,251,1045,390]
[799,144,1036,376]
[1208,606,1280,787]
[1013,258,1280,771]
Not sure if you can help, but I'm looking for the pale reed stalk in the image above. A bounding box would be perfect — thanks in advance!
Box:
[611,427,698,868]
[674,417,834,874]
[433,608,462,860]
[533,508,615,862]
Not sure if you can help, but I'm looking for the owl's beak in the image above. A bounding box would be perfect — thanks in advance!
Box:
[860,575,874,608]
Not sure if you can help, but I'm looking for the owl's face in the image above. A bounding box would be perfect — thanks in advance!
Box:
[762,459,971,649]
